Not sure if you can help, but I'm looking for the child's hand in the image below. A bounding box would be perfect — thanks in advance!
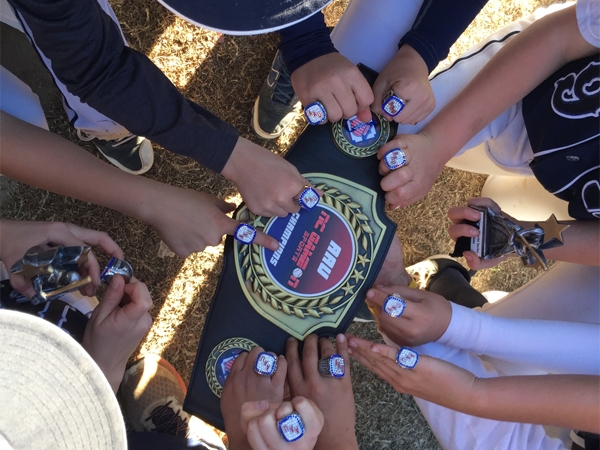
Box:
[447,197,511,270]
[292,53,374,123]
[346,335,476,408]
[82,275,152,392]
[0,220,123,298]
[147,187,280,257]
[372,45,435,125]
[221,346,288,450]
[365,285,451,347]
[241,397,324,450]
[377,131,445,209]
[286,334,358,450]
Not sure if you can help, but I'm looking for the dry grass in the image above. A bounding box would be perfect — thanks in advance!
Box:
[0,0,562,448]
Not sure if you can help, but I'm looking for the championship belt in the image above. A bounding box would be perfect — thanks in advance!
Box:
[184,65,398,429]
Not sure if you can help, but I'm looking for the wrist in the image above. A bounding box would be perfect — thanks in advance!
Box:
[220,136,247,183]
[418,127,456,168]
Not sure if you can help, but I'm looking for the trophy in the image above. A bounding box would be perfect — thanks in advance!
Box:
[451,206,570,270]
[10,246,133,305]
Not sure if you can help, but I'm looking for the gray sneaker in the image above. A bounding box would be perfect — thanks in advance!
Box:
[78,130,154,175]
[252,50,301,139]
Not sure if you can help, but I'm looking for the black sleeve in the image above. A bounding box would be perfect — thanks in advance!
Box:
[8,0,238,173]
[277,12,337,74]
[400,0,489,73]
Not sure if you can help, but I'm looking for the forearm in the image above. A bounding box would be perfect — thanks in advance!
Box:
[423,5,596,160]
[8,0,238,172]
[439,302,600,375]
[0,112,166,223]
[278,12,336,74]
[519,219,600,266]
[401,0,488,73]
[468,375,600,433]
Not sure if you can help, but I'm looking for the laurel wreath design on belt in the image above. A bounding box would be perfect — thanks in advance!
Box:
[237,183,374,320]
[205,337,256,398]
[330,113,391,159]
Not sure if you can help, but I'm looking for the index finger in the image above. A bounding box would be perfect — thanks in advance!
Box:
[366,285,423,308]
[447,205,483,226]
[226,218,280,252]
[63,224,124,259]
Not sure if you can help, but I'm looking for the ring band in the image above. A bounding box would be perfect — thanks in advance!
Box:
[382,90,405,117]
[383,148,407,170]
[234,223,257,245]
[304,101,327,125]
[293,185,320,210]
[396,347,419,370]
[101,257,133,284]
[383,294,406,318]
[254,352,277,376]
[278,412,305,442]
[317,354,345,378]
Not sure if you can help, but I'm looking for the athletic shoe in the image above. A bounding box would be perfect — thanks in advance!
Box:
[119,354,225,450]
[77,130,154,175]
[405,255,472,291]
[251,50,301,139]
[571,430,600,450]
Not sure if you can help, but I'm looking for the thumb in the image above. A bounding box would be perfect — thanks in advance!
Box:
[357,108,373,123]
[94,275,126,322]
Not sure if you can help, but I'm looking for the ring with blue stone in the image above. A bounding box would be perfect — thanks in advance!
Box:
[382,90,405,117]
[254,352,278,376]
[101,257,134,285]
[304,101,327,125]
[278,412,305,442]
[383,148,407,170]
[294,185,320,210]
[318,354,345,378]
[234,223,257,245]
[383,294,406,318]
[396,347,419,370]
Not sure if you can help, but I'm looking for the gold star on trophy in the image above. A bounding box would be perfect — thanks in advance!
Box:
[523,214,570,270]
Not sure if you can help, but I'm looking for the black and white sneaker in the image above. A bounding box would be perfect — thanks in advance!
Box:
[571,430,600,450]
[78,130,154,175]
[252,50,301,140]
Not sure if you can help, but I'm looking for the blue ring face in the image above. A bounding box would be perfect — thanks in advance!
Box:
[329,354,345,378]
[383,295,406,318]
[100,257,116,283]
[234,223,257,245]
[383,148,407,170]
[298,187,321,210]
[278,413,305,442]
[254,352,277,376]
[304,102,327,125]
[382,91,405,117]
[396,347,419,369]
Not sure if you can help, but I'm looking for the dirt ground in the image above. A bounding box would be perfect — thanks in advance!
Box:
[0,0,562,448]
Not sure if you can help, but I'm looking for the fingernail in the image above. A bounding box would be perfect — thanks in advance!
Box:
[469,228,479,236]
[371,345,380,354]
[348,348,353,355]
[337,333,346,343]
[348,339,358,348]
[366,290,375,298]
[257,400,269,411]
[287,337,295,343]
